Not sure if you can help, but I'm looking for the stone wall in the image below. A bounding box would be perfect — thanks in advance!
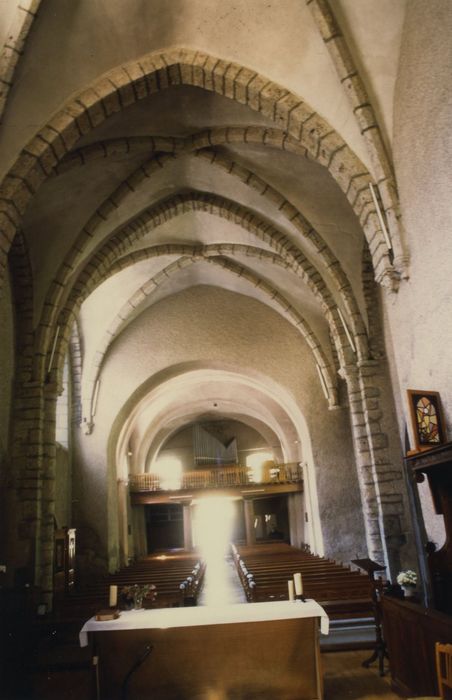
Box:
[0,270,14,461]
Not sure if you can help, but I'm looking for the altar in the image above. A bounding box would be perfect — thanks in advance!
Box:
[80,600,329,699]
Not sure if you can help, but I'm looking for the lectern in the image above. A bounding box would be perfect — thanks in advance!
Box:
[351,557,387,676]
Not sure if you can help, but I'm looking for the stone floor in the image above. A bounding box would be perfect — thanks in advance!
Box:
[25,648,399,700]
[197,554,247,606]
[323,650,398,699]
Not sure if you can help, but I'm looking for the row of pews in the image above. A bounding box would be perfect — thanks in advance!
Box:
[232,542,374,620]
[54,551,205,621]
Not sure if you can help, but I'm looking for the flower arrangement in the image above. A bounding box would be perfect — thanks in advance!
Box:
[396,570,417,587]
[119,583,157,610]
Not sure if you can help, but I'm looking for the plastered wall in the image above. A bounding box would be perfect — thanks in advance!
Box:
[390,1,452,446]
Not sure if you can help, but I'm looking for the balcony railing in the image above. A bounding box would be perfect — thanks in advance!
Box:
[129,463,303,493]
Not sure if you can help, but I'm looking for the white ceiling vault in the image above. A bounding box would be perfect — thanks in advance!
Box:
[1,0,408,465]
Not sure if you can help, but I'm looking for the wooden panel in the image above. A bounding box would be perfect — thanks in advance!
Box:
[93,617,322,700]
[381,595,452,696]
[406,442,452,614]
[54,528,76,593]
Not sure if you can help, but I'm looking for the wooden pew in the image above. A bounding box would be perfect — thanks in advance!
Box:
[231,543,373,620]
[55,551,206,621]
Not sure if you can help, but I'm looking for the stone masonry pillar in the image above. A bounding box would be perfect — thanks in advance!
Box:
[344,359,414,578]
[344,364,387,566]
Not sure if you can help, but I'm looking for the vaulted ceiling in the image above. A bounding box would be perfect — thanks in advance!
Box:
[1,0,407,462]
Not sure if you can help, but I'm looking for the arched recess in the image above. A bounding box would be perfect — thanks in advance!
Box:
[107,363,325,570]
[0,48,398,295]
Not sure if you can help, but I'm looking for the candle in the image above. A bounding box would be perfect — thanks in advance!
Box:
[288,580,295,601]
[294,572,303,595]
[109,585,118,607]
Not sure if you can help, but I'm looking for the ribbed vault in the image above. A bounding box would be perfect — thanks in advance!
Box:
[1,18,417,595]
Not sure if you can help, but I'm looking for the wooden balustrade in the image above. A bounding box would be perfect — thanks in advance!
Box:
[129,463,303,493]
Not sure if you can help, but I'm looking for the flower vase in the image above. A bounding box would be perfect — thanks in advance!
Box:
[133,591,144,609]
[402,584,415,598]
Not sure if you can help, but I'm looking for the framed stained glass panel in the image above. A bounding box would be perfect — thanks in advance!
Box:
[407,389,446,452]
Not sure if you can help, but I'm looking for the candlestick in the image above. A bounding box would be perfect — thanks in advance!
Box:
[109,584,118,608]
[288,580,295,601]
[294,572,303,596]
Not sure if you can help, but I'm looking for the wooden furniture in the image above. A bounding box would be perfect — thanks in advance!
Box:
[406,442,452,614]
[80,600,329,699]
[381,444,452,697]
[54,528,76,593]
[381,595,452,696]
[232,543,373,621]
[436,642,452,698]
[55,551,205,621]
[351,558,388,676]
[407,643,452,700]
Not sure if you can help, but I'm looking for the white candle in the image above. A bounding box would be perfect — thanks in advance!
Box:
[109,585,118,607]
[294,573,303,595]
[288,580,295,601]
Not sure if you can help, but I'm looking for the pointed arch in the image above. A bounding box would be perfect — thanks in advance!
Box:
[81,252,339,423]
[0,48,398,294]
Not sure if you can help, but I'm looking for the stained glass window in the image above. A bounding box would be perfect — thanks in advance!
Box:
[407,390,445,451]
[416,396,440,444]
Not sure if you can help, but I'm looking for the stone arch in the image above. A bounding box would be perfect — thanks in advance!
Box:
[0,48,398,292]
[195,148,369,354]
[81,252,338,424]
[104,240,356,369]
[0,47,407,592]
[38,145,369,367]
[307,0,408,277]
[108,362,325,567]
[52,127,307,177]
[44,194,357,391]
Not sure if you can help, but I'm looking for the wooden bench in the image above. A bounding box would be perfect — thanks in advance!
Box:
[232,543,373,620]
[55,552,206,620]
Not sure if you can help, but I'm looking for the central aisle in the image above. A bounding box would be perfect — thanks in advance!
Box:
[197,554,247,606]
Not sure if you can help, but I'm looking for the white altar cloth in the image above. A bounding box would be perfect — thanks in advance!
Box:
[79,599,329,646]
